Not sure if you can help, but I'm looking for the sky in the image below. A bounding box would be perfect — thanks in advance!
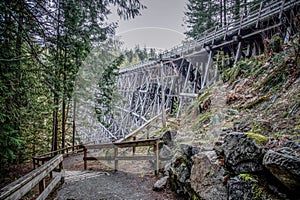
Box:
[109,0,188,51]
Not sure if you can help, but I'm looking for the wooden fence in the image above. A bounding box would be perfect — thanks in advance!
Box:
[83,138,161,174]
[0,155,64,200]
[33,144,84,169]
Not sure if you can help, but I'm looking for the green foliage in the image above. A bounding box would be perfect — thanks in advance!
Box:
[120,46,159,68]
[239,173,256,183]
[184,0,265,39]
[0,0,144,169]
[184,0,218,39]
[221,59,262,83]
[96,55,124,127]
[246,132,268,145]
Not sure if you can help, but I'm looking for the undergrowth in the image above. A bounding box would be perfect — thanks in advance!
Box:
[180,34,300,140]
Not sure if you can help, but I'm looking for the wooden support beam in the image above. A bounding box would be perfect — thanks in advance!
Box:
[179,93,198,98]
[114,148,118,171]
[234,41,243,64]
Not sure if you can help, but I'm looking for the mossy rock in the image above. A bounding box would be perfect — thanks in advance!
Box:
[246,132,269,145]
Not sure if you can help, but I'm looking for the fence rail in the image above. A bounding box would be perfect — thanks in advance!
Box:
[33,144,85,169]
[0,155,64,200]
[83,138,161,174]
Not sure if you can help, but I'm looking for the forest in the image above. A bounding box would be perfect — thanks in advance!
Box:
[0,0,275,170]
[0,0,148,170]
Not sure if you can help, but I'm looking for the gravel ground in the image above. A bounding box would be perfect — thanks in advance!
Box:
[57,171,179,200]
[54,152,183,200]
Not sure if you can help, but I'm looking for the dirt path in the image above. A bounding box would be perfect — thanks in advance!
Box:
[57,170,178,200]
[55,153,182,200]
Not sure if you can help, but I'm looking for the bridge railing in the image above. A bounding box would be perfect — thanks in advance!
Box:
[167,0,297,57]
[0,155,64,200]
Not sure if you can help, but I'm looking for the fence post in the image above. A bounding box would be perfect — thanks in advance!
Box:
[154,139,159,175]
[114,147,119,171]
[38,161,45,194]
[84,147,87,170]
[59,159,64,184]
[133,136,136,156]
[33,157,36,169]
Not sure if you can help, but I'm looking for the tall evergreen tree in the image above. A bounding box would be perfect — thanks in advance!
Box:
[185,0,218,39]
[0,0,144,168]
[184,0,265,39]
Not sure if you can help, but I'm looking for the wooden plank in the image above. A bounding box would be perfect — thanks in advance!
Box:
[84,156,115,161]
[34,144,84,159]
[36,173,62,200]
[115,155,155,161]
[114,140,158,148]
[179,93,198,98]
[85,143,115,149]
[0,155,63,200]
[86,138,159,149]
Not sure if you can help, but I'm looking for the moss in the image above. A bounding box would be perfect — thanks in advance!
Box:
[240,174,265,200]
[252,185,264,200]
[246,132,269,145]
[239,173,256,183]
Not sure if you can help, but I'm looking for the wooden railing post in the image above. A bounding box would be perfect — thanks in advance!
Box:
[154,139,159,175]
[59,161,64,184]
[84,147,87,170]
[114,147,119,171]
[133,136,136,156]
[33,157,36,169]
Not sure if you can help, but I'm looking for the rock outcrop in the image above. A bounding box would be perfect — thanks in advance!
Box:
[191,151,227,200]
[219,132,266,174]
[263,141,300,191]
[166,144,200,198]
[227,174,278,200]
[162,131,299,200]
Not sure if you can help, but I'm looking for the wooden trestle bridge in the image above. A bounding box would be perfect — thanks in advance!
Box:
[0,0,299,199]
[90,0,300,142]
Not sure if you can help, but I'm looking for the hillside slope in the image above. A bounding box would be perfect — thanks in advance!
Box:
[177,35,299,145]
[163,35,300,200]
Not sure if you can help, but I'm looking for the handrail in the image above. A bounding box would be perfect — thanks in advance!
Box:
[32,144,86,169]
[34,144,84,159]
[0,155,64,200]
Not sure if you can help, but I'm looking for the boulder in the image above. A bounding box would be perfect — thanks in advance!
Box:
[221,132,266,174]
[191,151,227,200]
[162,130,177,146]
[159,144,172,160]
[153,176,169,191]
[228,174,278,200]
[180,144,200,159]
[263,142,300,191]
[167,144,200,198]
